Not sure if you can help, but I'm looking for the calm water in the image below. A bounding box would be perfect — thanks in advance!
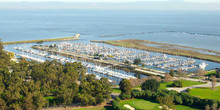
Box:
[0,10,220,51]
[1,10,220,73]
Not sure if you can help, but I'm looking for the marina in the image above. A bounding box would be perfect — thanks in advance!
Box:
[49,41,205,71]
[11,45,140,84]
[4,40,220,84]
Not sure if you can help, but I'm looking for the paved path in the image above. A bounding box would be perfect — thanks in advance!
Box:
[167,82,220,92]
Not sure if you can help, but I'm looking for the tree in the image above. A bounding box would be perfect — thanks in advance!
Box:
[0,98,6,110]
[196,69,207,76]
[80,75,112,105]
[148,76,161,82]
[186,88,191,93]
[205,105,210,110]
[169,69,175,77]
[124,60,130,66]
[141,79,160,91]
[134,73,141,79]
[212,103,218,110]
[133,58,141,65]
[119,79,132,94]
[157,96,175,110]
[171,80,183,87]
[211,75,217,90]
[0,39,3,50]
[164,74,173,82]
[7,52,15,59]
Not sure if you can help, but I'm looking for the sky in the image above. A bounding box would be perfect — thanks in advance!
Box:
[0,0,220,3]
[0,0,220,10]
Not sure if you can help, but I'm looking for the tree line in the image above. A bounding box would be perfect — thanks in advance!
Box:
[0,40,112,110]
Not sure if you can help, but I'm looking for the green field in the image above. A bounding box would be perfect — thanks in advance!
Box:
[72,99,200,110]
[189,87,220,101]
[160,80,205,89]
[206,70,217,76]
[119,99,199,110]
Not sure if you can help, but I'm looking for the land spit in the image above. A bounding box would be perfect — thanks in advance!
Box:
[91,39,220,63]
[3,34,80,45]
[32,45,166,77]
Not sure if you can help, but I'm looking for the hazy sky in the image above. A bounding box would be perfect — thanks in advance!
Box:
[0,0,220,3]
[0,0,220,10]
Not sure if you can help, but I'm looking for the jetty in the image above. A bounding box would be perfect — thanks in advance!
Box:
[3,34,80,45]
[91,39,220,63]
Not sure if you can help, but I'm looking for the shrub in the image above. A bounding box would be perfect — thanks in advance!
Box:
[186,88,191,93]
[174,96,183,104]
[171,80,183,87]
[119,93,131,100]
[115,97,121,102]
[119,79,132,94]
[112,100,129,110]
[141,79,160,91]
[156,95,176,109]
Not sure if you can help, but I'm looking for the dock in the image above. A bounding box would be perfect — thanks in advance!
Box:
[16,54,45,63]
[32,45,166,77]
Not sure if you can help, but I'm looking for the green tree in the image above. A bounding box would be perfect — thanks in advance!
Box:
[141,79,160,92]
[119,79,132,94]
[134,73,141,79]
[157,96,176,110]
[0,39,3,50]
[171,80,183,87]
[133,58,141,65]
[186,88,191,93]
[169,69,175,77]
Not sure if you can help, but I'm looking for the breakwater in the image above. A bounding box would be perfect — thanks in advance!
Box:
[91,40,220,63]
[3,34,80,45]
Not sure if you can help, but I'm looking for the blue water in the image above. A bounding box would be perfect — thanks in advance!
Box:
[1,9,220,73]
[0,10,220,51]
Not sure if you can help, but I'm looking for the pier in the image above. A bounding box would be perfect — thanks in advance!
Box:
[32,45,166,77]
[16,54,45,63]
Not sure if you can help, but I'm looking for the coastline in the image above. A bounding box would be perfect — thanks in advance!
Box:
[91,39,220,64]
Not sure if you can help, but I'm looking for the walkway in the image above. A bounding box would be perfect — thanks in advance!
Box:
[167,82,220,92]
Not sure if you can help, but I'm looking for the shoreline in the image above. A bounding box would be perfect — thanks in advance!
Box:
[91,39,220,64]
[3,36,79,45]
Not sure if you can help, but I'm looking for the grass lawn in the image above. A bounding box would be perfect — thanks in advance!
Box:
[160,80,205,89]
[120,99,160,110]
[160,82,173,89]
[181,80,205,87]
[120,99,199,110]
[206,70,217,75]
[189,86,220,101]
[112,88,121,93]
